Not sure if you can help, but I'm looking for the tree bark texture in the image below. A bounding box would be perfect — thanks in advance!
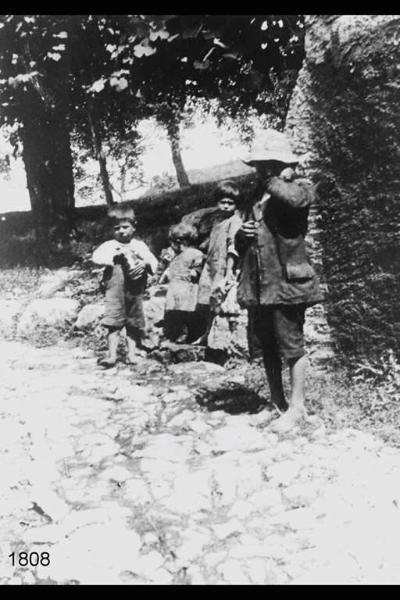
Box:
[285,15,400,363]
[21,106,75,261]
[166,118,190,188]
[88,110,115,207]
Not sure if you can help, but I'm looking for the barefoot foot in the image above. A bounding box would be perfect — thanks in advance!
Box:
[97,356,117,368]
[270,407,306,433]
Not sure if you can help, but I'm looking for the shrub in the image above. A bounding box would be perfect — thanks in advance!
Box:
[308,51,400,366]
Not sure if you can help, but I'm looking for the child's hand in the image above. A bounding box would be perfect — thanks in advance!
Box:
[127,259,146,280]
[189,268,199,282]
[225,270,236,286]
[280,167,296,182]
[113,252,127,265]
[159,269,169,284]
[239,220,258,239]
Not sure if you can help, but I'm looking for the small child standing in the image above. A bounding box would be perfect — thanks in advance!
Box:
[195,180,243,344]
[160,223,204,343]
[156,228,181,283]
[92,205,158,367]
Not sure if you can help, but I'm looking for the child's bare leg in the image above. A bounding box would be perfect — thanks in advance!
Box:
[108,327,120,360]
[126,327,142,363]
[270,355,306,432]
[127,335,138,363]
[288,354,307,412]
[98,326,120,366]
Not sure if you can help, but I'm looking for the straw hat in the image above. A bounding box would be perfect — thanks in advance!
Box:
[243,129,300,165]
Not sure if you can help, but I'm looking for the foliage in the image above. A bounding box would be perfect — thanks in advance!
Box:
[353,351,400,405]
[308,46,400,366]
[120,15,304,143]
[71,128,146,204]
[148,172,177,193]
[0,14,305,166]
[137,15,304,111]
[0,15,71,124]
[305,364,400,446]
[0,266,45,299]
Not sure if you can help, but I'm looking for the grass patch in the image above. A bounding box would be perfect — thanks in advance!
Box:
[0,267,46,301]
[306,364,400,447]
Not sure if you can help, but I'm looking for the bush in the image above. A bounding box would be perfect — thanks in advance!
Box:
[309,52,400,366]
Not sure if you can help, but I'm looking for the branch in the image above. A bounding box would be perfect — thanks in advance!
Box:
[21,40,56,109]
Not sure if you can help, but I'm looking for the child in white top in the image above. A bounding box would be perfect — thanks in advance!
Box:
[92,205,157,367]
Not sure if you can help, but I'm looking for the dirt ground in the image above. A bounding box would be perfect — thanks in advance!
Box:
[2,340,400,584]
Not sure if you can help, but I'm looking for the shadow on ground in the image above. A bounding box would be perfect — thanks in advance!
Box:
[195,382,272,416]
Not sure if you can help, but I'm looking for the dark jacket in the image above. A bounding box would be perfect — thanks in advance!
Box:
[235,176,323,307]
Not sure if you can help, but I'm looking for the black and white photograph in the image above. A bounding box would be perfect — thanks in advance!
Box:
[0,13,399,585]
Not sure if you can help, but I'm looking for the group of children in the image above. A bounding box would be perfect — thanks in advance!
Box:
[92,180,243,367]
[92,128,322,433]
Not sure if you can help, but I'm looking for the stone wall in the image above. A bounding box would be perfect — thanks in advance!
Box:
[286,15,400,365]
[0,174,258,262]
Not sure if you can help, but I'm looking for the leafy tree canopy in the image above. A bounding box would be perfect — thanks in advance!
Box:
[0,14,304,130]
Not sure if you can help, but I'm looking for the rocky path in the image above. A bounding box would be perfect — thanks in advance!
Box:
[1,341,400,585]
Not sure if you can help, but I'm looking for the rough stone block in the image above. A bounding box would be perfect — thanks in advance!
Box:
[17,298,80,337]
[74,303,104,329]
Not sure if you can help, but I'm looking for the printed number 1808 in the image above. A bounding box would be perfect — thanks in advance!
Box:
[9,552,50,567]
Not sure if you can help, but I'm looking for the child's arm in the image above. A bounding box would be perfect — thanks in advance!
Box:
[159,268,170,285]
[160,246,176,267]
[226,255,236,279]
[129,241,158,278]
[199,236,210,252]
[190,252,205,283]
[135,242,158,275]
[226,214,243,277]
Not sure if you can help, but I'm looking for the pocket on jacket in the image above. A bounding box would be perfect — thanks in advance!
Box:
[284,262,315,282]
[275,233,315,282]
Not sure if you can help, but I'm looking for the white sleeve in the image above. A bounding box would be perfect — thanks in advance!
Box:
[92,241,117,266]
[134,241,158,275]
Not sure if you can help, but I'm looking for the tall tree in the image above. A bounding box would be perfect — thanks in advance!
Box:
[66,14,137,207]
[86,106,115,206]
[153,101,189,187]
[0,15,79,257]
[166,114,189,187]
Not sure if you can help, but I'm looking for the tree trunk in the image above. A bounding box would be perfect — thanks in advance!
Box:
[166,118,190,188]
[120,161,127,201]
[88,110,115,207]
[21,107,75,262]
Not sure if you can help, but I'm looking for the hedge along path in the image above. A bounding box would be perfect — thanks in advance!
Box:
[286,15,400,367]
[1,340,400,584]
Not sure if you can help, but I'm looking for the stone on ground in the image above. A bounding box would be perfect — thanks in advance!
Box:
[74,303,104,329]
[17,298,80,337]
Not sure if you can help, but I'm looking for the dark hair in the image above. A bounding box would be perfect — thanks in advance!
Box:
[169,222,198,244]
[107,205,137,226]
[214,180,240,203]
